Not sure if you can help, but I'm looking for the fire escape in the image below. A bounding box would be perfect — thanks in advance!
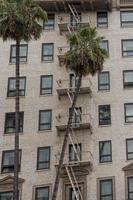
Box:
[55,3,93,200]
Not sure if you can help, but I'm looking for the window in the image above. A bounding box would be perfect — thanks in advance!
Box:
[37,147,50,170]
[35,186,49,200]
[69,73,79,88]
[99,141,112,163]
[99,105,111,125]
[123,70,133,88]
[97,12,108,28]
[126,139,133,160]
[1,150,21,173]
[99,40,109,54]
[122,40,133,57]
[69,107,81,127]
[121,11,133,27]
[69,187,81,200]
[128,177,133,199]
[69,144,81,162]
[100,179,113,200]
[125,103,133,123]
[39,110,52,130]
[44,14,55,30]
[98,72,110,91]
[70,13,81,26]
[40,75,53,95]
[7,77,26,97]
[0,191,13,200]
[42,43,54,62]
[5,112,24,134]
[10,44,28,63]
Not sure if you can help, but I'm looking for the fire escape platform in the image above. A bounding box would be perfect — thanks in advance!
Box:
[56,87,92,98]
[56,122,91,133]
[58,22,89,33]
[37,0,112,12]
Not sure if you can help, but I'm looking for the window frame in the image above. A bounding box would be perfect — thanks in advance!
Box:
[99,140,112,163]
[99,105,111,126]
[4,112,24,134]
[41,43,54,62]
[7,77,26,97]
[124,103,133,123]
[1,150,21,174]
[120,11,133,27]
[37,147,51,170]
[123,70,133,89]
[39,110,52,131]
[100,179,113,200]
[40,75,53,95]
[122,39,133,57]
[128,176,133,200]
[97,12,108,28]
[43,14,55,30]
[35,186,49,200]
[98,71,110,91]
[126,138,133,160]
[10,44,28,63]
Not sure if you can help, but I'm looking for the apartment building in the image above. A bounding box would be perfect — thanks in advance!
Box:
[1,0,133,199]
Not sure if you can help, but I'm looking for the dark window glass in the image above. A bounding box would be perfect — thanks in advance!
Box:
[40,75,53,95]
[98,72,110,91]
[99,40,109,54]
[122,40,133,57]
[44,14,55,30]
[123,70,133,88]
[10,44,28,63]
[69,144,81,162]
[69,187,81,200]
[5,112,24,134]
[37,147,50,170]
[70,13,81,26]
[121,11,133,27]
[69,73,79,88]
[69,107,81,127]
[100,179,113,200]
[39,110,52,130]
[2,150,21,173]
[35,187,49,200]
[128,177,133,199]
[126,139,133,160]
[97,12,108,28]
[99,105,111,125]
[0,191,13,200]
[7,77,26,97]
[42,43,54,62]
[125,103,133,123]
[99,141,112,163]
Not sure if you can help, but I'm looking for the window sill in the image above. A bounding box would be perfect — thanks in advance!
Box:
[3,132,24,136]
[97,26,108,29]
[35,169,51,173]
[98,124,111,128]
[41,61,54,63]
[124,122,133,125]
[6,96,25,99]
[39,94,53,97]
[8,62,27,65]
[38,130,52,133]
[97,90,110,93]
[99,161,112,165]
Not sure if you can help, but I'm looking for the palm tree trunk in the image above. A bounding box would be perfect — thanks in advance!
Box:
[13,39,20,200]
[52,74,82,200]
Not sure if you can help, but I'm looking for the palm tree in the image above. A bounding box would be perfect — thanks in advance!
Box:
[0,1,47,199]
[52,27,107,200]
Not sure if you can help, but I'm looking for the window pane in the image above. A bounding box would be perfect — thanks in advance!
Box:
[69,144,81,161]
[8,78,25,97]
[0,191,13,200]
[9,79,15,90]
[44,14,54,30]
[10,45,27,63]
[39,148,50,162]
[100,141,111,162]
[97,12,108,27]
[126,104,133,116]
[127,140,133,153]
[122,40,133,56]
[99,41,108,52]
[40,111,51,130]
[20,46,27,57]
[3,152,14,165]
[100,180,112,195]
[41,76,52,95]
[99,72,109,90]
[121,11,133,27]
[129,178,133,192]
[99,105,111,125]
[36,187,49,200]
